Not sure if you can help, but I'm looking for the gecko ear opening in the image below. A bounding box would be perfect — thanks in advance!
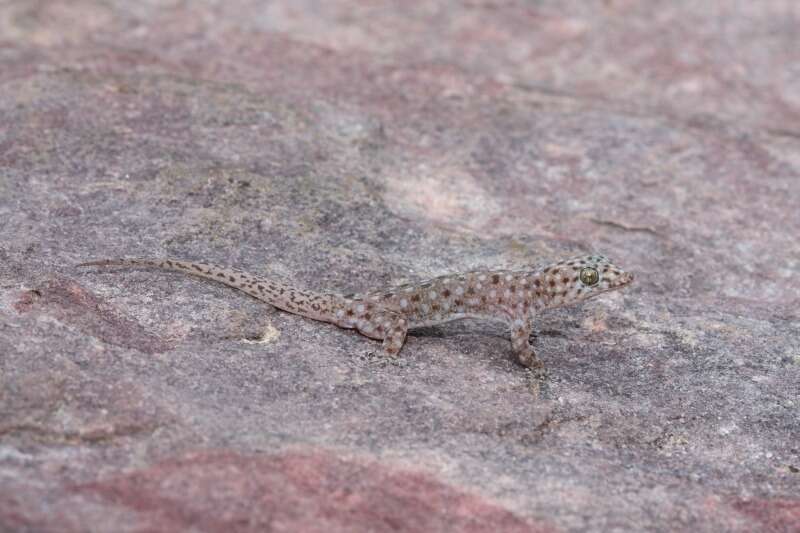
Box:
[579,267,599,286]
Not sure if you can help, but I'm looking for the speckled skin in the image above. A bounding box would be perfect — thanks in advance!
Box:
[78,255,633,368]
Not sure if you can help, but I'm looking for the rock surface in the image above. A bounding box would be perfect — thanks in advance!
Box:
[1,1,799,532]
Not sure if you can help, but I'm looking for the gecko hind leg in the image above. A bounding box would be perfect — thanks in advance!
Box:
[355,311,409,359]
[380,315,408,358]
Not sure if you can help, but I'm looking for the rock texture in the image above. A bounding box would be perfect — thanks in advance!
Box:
[1,1,799,532]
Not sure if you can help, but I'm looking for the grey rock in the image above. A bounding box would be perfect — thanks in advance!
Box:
[1,1,798,532]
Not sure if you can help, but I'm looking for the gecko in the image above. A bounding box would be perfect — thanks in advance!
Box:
[77,254,633,369]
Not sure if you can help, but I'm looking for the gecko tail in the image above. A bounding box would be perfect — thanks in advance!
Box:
[77,257,342,323]
[76,259,150,268]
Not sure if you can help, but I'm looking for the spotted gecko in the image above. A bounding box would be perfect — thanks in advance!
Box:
[78,255,633,369]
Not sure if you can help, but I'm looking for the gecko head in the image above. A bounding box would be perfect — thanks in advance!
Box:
[541,254,633,307]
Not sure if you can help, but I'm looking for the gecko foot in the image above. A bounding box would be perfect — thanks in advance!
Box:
[528,361,549,380]
[512,343,547,377]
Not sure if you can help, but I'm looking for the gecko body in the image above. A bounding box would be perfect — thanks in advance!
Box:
[78,255,633,369]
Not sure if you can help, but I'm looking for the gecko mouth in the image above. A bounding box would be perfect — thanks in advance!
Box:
[603,271,634,291]
[615,272,634,287]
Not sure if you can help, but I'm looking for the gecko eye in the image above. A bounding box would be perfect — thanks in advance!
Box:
[579,267,599,286]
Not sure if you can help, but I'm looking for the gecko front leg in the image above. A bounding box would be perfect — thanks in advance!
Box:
[509,316,543,369]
